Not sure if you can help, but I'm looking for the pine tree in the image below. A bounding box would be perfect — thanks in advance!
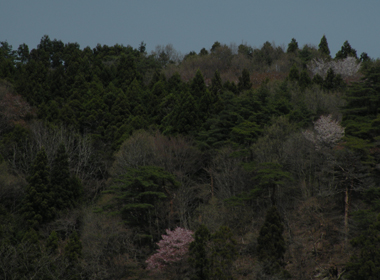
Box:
[51,144,72,210]
[346,214,380,279]
[65,231,82,263]
[299,69,312,90]
[209,226,237,280]
[191,69,207,100]
[51,144,83,209]
[46,230,59,254]
[211,69,223,96]
[104,166,179,241]
[335,40,357,59]
[162,90,201,135]
[318,35,331,57]
[286,38,298,53]
[257,206,287,276]
[189,225,211,280]
[288,64,299,82]
[238,68,252,92]
[21,147,55,229]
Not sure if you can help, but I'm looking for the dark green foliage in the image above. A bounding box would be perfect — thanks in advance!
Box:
[211,41,221,53]
[65,231,82,263]
[360,52,370,62]
[335,40,357,59]
[211,69,223,96]
[238,44,253,58]
[238,68,252,92]
[191,69,207,100]
[346,215,380,280]
[318,35,330,57]
[252,162,292,206]
[209,226,237,280]
[104,166,179,240]
[298,45,314,69]
[288,64,299,82]
[189,224,211,280]
[286,38,298,53]
[199,47,209,56]
[51,144,83,210]
[162,90,201,135]
[20,147,55,229]
[46,230,59,254]
[343,66,380,140]
[323,68,345,91]
[257,206,287,276]
[312,73,324,86]
[299,69,312,90]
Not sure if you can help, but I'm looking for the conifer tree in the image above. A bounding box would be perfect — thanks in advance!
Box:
[191,69,207,100]
[346,214,380,279]
[21,147,55,229]
[104,166,179,241]
[46,230,59,254]
[288,64,299,82]
[209,226,237,280]
[189,225,211,280]
[65,231,82,263]
[50,143,72,209]
[211,69,223,96]
[318,35,331,57]
[299,69,312,90]
[286,38,298,53]
[51,143,83,210]
[162,90,200,135]
[335,40,357,59]
[238,68,252,92]
[257,206,287,276]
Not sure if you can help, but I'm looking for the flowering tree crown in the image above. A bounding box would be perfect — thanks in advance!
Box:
[303,115,345,150]
[146,227,194,270]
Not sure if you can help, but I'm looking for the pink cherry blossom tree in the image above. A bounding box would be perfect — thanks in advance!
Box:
[146,227,194,271]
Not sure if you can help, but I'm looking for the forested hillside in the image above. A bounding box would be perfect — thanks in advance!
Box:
[1,35,380,279]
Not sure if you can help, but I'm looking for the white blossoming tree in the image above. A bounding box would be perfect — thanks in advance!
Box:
[303,114,345,150]
[308,57,361,78]
[146,227,194,271]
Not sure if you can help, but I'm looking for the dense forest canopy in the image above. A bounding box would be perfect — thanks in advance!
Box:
[1,35,380,279]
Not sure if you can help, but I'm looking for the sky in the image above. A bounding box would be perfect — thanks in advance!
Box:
[1,0,379,59]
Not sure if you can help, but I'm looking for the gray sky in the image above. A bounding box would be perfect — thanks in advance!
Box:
[1,0,379,58]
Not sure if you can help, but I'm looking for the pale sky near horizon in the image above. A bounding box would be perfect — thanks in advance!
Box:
[1,1,379,59]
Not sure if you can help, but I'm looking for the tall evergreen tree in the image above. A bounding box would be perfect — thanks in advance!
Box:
[257,206,287,276]
[335,40,357,59]
[209,226,237,280]
[65,231,82,263]
[189,225,211,280]
[286,38,298,53]
[238,68,252,92]
[288,64,299,82]
[51,143,82,210]
[104,166,179,241]
[318,35,331,57]
[299,69,312,90]
[20,147,55,229]
[191,69,207,100]
[346,214,380,279]
[162,90,201,135]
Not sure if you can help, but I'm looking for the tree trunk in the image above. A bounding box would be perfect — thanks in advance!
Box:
[344,183,350,245]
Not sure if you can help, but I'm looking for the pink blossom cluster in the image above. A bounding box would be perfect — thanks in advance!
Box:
[308,57,361,78]
[146,227,194,270]
[303,115,345,150]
